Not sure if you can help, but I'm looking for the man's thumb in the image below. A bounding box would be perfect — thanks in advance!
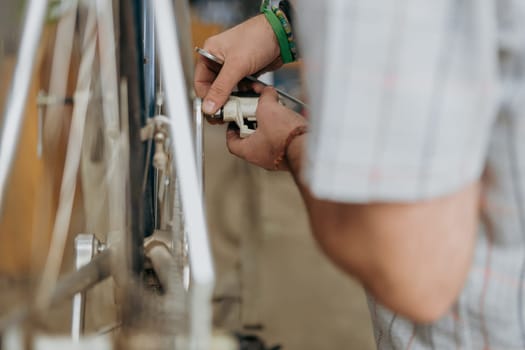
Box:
[203,61,246,114]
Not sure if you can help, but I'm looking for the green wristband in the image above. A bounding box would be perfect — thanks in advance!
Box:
[262,8,294,64]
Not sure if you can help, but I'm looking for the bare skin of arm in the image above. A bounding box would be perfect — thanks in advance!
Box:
[286,134,479,322]
[227,88,479,322]
[194,15,479,322]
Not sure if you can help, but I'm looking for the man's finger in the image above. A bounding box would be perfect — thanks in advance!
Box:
[194,58,218,98]
[258,86,279,104]
[226,127,245,158]
[251,82,268,94]
[203,59,247,114]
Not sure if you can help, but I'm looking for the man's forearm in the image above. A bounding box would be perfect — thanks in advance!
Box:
[285,134,478,322]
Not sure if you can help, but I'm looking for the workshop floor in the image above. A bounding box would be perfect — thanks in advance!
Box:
[205,124,376,350]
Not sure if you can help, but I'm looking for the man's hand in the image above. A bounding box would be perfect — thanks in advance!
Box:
[226,87,307,171]
[195,15,282,115]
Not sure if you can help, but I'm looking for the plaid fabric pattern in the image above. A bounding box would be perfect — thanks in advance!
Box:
[296,0,525,348]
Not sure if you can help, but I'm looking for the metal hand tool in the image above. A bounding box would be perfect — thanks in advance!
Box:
[195,47,308,109]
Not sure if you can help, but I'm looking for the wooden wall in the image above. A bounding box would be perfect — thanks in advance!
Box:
[0,45,47,275]
[0,27,72,276]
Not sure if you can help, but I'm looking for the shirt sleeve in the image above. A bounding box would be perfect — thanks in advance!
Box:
[295,0,499,202]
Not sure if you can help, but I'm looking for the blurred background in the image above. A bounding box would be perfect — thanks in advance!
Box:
[0,0,375,348]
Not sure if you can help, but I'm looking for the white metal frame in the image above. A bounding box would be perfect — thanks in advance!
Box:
[0,0,48,215]
[152,0,215,349]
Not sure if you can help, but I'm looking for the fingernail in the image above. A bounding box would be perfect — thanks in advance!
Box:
[203,99,216,114]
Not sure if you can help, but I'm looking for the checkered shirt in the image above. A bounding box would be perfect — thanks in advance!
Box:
[297,0,525,348]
